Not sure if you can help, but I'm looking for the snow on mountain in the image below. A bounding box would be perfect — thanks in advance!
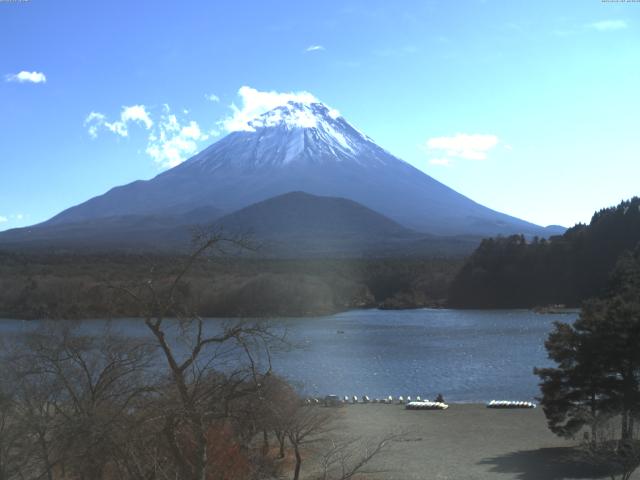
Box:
[185,101,388,171]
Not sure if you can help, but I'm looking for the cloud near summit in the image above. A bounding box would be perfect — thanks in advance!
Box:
[221,86,330,132]
[84,86,337,168]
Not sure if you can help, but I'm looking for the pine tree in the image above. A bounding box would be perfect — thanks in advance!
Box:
[535,247,640,443]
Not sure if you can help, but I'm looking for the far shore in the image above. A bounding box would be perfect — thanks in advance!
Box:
[0,305,582,322]
[304,403,626,480]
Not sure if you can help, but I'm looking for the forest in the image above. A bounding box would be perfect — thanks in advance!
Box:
[0,250,463,320]
[449,197,640,308]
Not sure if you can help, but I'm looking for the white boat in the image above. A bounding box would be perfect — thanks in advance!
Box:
[405,401,449,410]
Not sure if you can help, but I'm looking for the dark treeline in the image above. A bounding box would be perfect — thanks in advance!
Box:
[0,251,463,319]
[449,197,640,308]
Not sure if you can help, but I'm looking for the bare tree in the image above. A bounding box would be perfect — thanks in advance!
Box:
[113,230,282,480]
[317,433,402,480]
[0,384,25,480]
[7,365,60,480]
[285,404,337,480]
[261,374,299,460]
[3,322,155,480]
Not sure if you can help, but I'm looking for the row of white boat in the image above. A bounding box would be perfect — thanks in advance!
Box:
[306,395,444,406]
[304,396,537,410]
[486,400,536,409]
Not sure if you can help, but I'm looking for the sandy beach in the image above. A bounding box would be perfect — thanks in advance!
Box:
[311,403,634,480]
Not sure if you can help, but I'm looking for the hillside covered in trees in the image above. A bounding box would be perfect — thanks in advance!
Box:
[0,252,462,319]
[449,197,640,308]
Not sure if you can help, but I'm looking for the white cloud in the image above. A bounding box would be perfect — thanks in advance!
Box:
[205,93,220,102]
[429,158,451,167]
[85,112,107,139]
[0,216,7,223]
[85,105,153,138]
[5,70,47,84]
[85,103,211,168]
[121,105,153,130]
[426,133,499,161]
[15,213,24,220]
[587,20,628,31]
[222,86,320,132]
[305,45,325,52]
[145,110,209,168]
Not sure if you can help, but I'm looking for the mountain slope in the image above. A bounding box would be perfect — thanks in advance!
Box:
[38,101,556,238]
[0,206,223,252]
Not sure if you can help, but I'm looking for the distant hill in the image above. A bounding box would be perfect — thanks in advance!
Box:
[0,192,480,256]
[218,190,413,235]
[213,191,431,256]
[449,197,640,308]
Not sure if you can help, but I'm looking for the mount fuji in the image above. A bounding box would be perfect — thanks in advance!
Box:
[0,101,563,253]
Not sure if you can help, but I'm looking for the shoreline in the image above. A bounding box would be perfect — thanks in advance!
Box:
[0,305,581,321]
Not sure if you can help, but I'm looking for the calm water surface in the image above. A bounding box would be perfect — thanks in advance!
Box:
[0,309,577,403]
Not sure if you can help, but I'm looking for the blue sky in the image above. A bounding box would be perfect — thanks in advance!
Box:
[1,0,639,231]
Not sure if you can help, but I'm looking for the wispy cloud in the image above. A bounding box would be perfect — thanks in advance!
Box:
[205,93,220,102]
[5,70,47,84]
[84,105,153,138]
[0,216,7,223]
[425,133,500,164]
[222,86,326,132]
[146,110,210,168]
[305,45,325,52]
[85,104,212,168]
[587,20,628,32]
[121,105,153,129]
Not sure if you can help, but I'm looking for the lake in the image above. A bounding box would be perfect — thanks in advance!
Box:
[0,309,577,403]
[269,308,578,402]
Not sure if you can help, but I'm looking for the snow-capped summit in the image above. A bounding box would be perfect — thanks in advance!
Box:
[247,101,342,130]
[37,100,557,238]
[183,100,387,171]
